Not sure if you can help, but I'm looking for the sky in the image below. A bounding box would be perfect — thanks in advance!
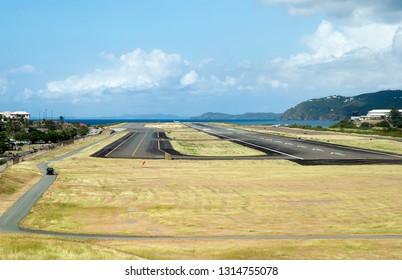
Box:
[1,0,402,118]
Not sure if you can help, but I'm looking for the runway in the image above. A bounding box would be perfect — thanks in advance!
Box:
[187,123,402,164]
[92,122,402,165]
[91,123,165,159]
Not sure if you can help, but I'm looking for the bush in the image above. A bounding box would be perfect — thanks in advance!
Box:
[330,120,357,129]
[360,122,372,129]
[375,120,391,128]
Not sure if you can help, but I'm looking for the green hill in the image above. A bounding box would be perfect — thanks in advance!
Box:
[281,90,402,121]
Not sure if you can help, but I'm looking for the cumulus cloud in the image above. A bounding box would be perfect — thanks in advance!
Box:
[41,49,266,102]
[260,0,402,93]
[392,27,402,55]
[180,70,199,86]
[263,0,402,22]
[8,64,38,74]
[257,75,288,89]
[288,20,400,66]
[43,48,183,98]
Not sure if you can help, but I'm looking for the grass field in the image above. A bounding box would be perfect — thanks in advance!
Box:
[2,234,402,259]
[2,124,402,259]
[21,156,402,237]
[153,123,266,156]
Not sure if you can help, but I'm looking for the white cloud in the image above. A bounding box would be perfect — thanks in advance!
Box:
[211,75,237,88]
[237,59,252,69]
[263,0,402,22]
[41,48,276,103]
[259,0,402,93]
[180,70,199,86]
[257,75,288,89]
[288,20,400,66]
[99,51,117,62]
[301,20,353,63]
[9,64,38,74]
[15,88,34,102]
[392,27,402,55]
[44,48,183,98]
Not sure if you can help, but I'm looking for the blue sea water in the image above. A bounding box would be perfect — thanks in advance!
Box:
[64,118,338,128]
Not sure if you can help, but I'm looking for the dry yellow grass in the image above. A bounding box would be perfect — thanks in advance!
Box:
[157,123,266,156]
[170,140,266,156]
[3,124,402,259]
[22,151,402,238]
[0,234,141,260]
[0,133,116,215]
[0,162,42,215]
[94,239,402,260]
[2,234,402,259]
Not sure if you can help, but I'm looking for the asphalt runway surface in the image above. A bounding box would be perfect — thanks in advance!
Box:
[92,123,165,159]
[187,123,402,165]
[93,122,402,165]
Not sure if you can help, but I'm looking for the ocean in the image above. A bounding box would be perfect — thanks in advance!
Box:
[63,119,338,128]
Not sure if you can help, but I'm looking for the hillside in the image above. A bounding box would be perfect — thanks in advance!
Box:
[281,90,402,121]
[191,112,281,120]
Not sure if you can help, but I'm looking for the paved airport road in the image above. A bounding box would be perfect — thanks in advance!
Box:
[0,135,117,233]
[104,123,164,159]
[187,123,402,162]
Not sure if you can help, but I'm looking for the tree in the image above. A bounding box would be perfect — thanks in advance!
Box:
[0,131,11,154]
[389,107,402,128]
[360,122,372,129]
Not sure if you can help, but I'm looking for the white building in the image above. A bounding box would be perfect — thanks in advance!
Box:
[355,109,402,121]
[0,111,31,120]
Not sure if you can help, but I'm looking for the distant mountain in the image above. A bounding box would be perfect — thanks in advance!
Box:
[113,114,182,119]
[191,112,282,120]
[281,90,402,121]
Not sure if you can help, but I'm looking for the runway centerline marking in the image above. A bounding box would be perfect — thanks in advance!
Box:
[331,152,346,156]
[105,132,137,157]
[132,129,149,157]
[194,126,304,160]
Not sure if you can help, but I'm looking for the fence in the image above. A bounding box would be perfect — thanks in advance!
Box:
[0,139,76,173]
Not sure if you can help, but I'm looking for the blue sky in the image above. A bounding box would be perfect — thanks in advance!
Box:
[1,0,402,118]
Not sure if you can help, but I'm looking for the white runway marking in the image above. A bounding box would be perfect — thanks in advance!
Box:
[132,129,149,157]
